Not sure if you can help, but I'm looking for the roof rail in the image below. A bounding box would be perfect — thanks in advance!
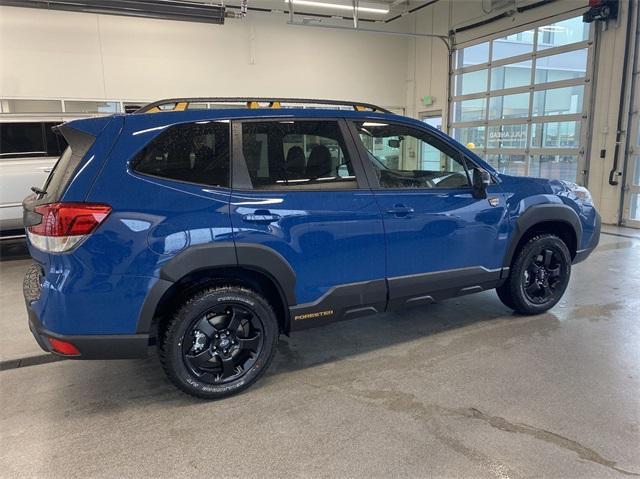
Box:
[135,97,392,114]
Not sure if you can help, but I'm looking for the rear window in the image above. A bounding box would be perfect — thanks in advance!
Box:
[241,120,357,190]
[133,121,230,188]
[0,122,66,159]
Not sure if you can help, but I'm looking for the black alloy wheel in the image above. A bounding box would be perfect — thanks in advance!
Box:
[182,303,264,384]
[522,247,564,305]
[496,234,571,315]
[160,286,279,399]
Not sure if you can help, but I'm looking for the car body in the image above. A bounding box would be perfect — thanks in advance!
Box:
[22,98,600,398]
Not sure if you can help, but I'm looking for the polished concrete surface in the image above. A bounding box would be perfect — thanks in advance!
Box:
[0,232,639,478]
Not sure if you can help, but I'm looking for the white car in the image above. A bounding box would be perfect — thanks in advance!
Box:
[0,119,68,237]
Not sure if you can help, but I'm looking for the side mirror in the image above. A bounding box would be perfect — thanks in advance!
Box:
[472,168,491,199]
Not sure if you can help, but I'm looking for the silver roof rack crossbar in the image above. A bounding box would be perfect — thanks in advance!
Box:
[135,97,392,114]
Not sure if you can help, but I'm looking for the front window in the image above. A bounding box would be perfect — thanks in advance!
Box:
[354,121,471,189]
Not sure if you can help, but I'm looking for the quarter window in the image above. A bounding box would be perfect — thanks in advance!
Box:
[241,121,357,190]
[133,122,230,188]
[354,122,471,189]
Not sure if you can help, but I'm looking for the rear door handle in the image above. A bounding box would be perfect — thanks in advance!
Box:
[241,209,281,224]
[386,204,414,217]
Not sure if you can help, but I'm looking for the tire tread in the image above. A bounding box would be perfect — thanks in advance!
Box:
[159,285,278,399]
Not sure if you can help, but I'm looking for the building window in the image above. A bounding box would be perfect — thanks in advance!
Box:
[451,15,592,183]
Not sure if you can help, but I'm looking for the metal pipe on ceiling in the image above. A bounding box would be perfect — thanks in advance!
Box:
[0,0,227,24]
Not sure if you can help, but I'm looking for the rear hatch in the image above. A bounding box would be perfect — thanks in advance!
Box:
[22,116,120,262]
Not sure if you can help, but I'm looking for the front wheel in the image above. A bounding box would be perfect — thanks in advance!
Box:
[160,286,279,399]
[496,234,571,315]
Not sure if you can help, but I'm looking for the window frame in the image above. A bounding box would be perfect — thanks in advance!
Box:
[130,120,233,190]
[449,13,594,184]
[346,119,479,191]
[230,118,370,192]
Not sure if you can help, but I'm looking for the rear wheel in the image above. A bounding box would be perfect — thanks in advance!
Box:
[160,286,279,399]
[496,234,571,315]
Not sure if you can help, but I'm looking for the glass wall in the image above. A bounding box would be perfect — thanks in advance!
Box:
[451,15,592,182]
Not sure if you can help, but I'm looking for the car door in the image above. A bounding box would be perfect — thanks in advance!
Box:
[348,118,510,309]
[229,117,387,329]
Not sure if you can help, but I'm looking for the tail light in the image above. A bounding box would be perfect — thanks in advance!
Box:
[27,202,112,252]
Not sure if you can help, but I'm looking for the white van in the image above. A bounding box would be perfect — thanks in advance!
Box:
[0,119,68,237]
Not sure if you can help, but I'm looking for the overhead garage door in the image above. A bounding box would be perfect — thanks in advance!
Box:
[623,50,640,228]
[450,15,593,184]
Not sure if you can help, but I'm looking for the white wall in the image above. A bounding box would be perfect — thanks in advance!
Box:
[1,2,635,224]
[0,6,408,108]
[405,0,635,224]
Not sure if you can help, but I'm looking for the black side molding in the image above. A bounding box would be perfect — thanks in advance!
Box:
[235,244,296,305]
[138,242,297,334]
[503,204,582,267]
[387,266,505,310]
[159,243,237,283]
[289,266,507,331]
[289,279,387,331]
[573,211,601,264]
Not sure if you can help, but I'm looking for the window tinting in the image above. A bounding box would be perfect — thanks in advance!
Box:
[0,123,46,157]
[241,121,357,190]
[0,122,65,158]
[354,122,471,189]
[133,122,230,187]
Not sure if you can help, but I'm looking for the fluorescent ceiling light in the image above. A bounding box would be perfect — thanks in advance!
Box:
[284,0,390,14]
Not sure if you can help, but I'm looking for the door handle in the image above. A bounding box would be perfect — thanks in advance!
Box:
[241,209,281,224]
[386,204,414,217]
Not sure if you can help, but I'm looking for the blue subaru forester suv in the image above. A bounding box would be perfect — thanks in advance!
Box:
[23,98,600,398]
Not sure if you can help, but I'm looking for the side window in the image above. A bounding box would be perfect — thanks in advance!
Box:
[241,120,357,190]
[0,122,46,158]
[133,121,230,188]
[354,121,471,189]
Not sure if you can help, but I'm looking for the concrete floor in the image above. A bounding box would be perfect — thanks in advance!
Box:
[0,231,639,478]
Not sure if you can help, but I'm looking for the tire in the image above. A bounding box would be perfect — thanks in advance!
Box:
[496,234,571,315]
[159,285,279,399]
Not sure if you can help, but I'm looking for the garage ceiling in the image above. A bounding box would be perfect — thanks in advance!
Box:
[225,0,438,23]
[0,0,438,24]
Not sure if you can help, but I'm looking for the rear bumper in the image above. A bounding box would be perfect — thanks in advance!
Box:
[573,210,601,264]
[27,305,149,360]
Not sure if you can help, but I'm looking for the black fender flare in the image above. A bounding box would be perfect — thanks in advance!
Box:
[503,203,582,268]
[136,242,296,333]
